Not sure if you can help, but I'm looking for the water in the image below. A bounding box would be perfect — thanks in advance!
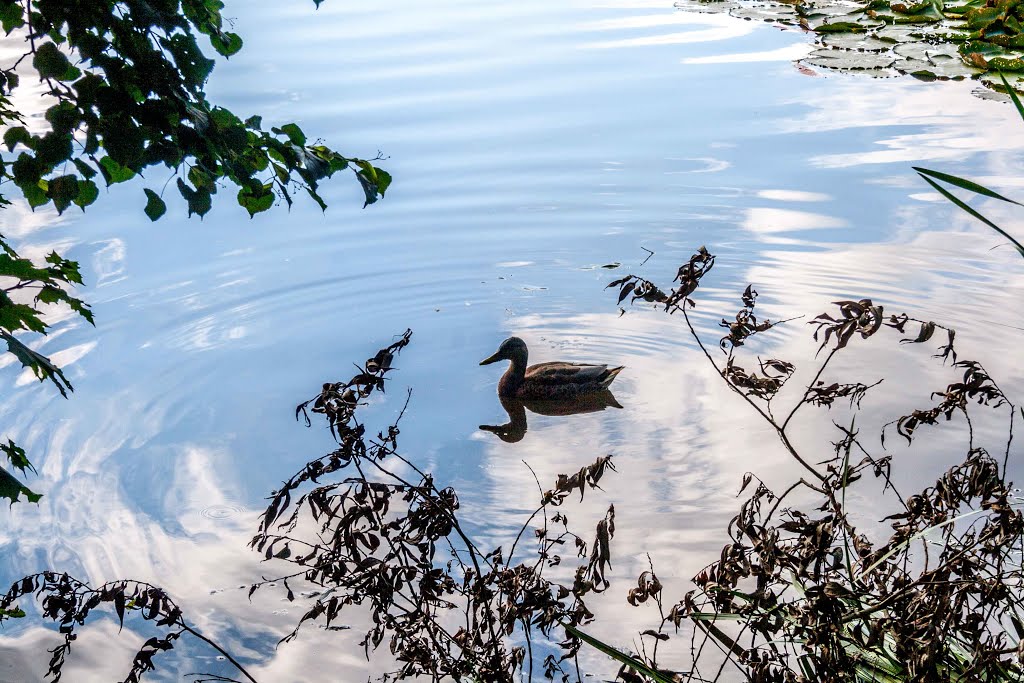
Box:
[2,0,1024,680]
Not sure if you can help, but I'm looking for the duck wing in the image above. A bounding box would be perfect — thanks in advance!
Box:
[525,362,623,388]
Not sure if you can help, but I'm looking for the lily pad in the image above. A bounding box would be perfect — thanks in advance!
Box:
[821,32,896,50]
[803,46,899,69]
[677,0,1024,93]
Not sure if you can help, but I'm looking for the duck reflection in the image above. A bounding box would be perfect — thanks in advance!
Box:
[479,390,623,443]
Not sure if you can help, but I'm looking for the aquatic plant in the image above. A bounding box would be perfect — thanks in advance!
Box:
[605,248,1024,682]
[680,0,1024,90]
[915,73,1024,258]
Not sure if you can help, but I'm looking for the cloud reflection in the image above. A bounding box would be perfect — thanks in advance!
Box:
[470,225,1024,674]
[0,442,384,681]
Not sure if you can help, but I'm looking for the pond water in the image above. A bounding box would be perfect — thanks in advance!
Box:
[2,0,1024,680]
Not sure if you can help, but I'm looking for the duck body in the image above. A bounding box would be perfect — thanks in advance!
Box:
[480,337,623,399]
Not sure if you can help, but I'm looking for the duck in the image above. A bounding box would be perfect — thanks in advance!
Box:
[479,337,624,400]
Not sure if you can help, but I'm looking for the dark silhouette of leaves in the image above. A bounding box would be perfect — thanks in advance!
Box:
[609,249,1024,683]
[251,334,621,683]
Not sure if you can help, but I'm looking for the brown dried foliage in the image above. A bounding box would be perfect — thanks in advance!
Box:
[250,331,621,682]
[0,572,253,683]
[608,247,1024,683]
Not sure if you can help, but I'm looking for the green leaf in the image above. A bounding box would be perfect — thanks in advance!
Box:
[917,172,1024,258]
[44,252,85,285]
[1,69,18,92]
[45,102,80,134]
[276,123,306,146]
[11,152,41,186]
[72,158,97,179]
[988,56,1024,72]
[0,2,24,34]
[22,181,48,210]
[237,183,275,217]
[3,126,31,152]
[177,178,212,217]
[161,33,215,88]
[1,330,74,397]
[34,132,73,166]
[375,168,392,196]
[913,167,1023,205]
[32,42,80,82]
[187,164,214,190]
[354,159,378,183]
[356,167,383,207]
[0,253,52,280]
[47,175,80,214]
[210,31,243,57]
[36,285,93,325]
[73,179,98,209]
[0,606,27,618]
[101,118,144,168]
[143,188,167,221]
[98,156,136,185]
[816,21,869,32]
[562,624,676,683]
[0,290,48,334]
[998,72,1024,121]
[1,439,34,475]
[306,186,327,212]
[0,467,41,505]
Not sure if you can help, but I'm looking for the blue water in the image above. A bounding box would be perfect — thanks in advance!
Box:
[2,0,1023,680]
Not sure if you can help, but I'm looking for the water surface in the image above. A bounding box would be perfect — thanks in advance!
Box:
[2,0,1023,680]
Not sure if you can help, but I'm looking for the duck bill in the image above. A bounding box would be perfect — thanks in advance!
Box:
[479,351,502,366]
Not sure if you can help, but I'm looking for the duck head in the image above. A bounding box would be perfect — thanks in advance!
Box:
[479,337,528,366]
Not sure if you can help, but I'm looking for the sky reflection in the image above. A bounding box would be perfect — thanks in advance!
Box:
[2,0,1024,679]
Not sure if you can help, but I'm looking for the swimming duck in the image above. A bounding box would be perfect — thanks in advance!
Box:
[479,337,624,400]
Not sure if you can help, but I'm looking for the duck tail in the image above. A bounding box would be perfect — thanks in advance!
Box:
[601,366,624,388]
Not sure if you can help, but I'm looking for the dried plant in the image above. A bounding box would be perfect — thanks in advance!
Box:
[7,248,1024,683]
[249,330,625,682]
[607,247,1024,683]
[0,572,256,683]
